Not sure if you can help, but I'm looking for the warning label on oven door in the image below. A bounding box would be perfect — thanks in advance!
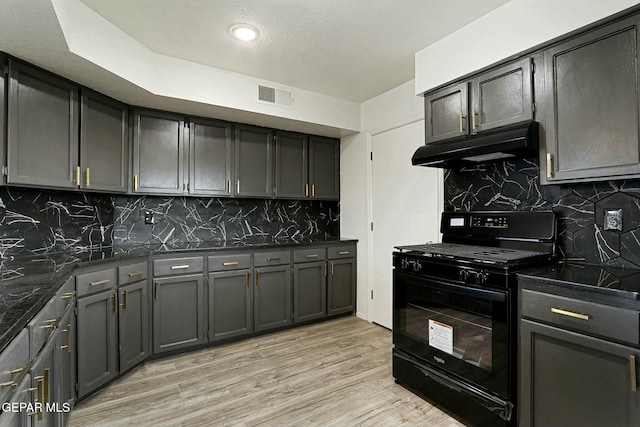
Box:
[428,319,453,355]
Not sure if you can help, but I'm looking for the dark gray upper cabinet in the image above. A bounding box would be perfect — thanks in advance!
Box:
[132,109,185,194]
[541,15,640,183]
[0,56,6,185]
[470,57,533,133]
[309,136,340,200]
[274,131,308,199]
[234,124,273,198]
[80,89,128,193]
[188,118,233,196]
[424,81,468,144]
[208,269,253,341]
[425,58,533,144]
[6,59,79,189]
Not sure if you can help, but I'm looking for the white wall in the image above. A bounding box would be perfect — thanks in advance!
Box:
[415,0,640,94]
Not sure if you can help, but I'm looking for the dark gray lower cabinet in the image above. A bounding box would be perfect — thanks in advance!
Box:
[208,270,253,341]
[293,261,326,322]
[327,258,356,316]
[29,335,58,427]
[254,265,291,332]
[0,373,31,427]
[56,307,75,426]
[520,319,640,427]
[76,289,118,399]
[118,280,149,373]
[153,274,205,354]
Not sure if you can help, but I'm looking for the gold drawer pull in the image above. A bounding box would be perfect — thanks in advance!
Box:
[134,174,139,191]
[0,381,17,387]
[128,271,144,277]
[85,167,90,187]
[338,251,350,255]
[171,264,190,270]
[305,254,319,258]
[631,355,637,392]
[61,292,74,299]
[90,279,111,286]
[266,257,280,261]
[546,153,554,178]
[551,308,590,321]
[8,367,24,374]
[223,261,239,266]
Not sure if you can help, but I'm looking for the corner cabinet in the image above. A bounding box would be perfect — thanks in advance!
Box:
[519,281,640,427]
[132,109,186,194]
[6,59,79,189]
[425,57,534,144]
[80,89,128,193]
[234,124,273,198]
[541,14,640,183]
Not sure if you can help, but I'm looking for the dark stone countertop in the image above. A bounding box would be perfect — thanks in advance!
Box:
[517,261,640,309]
[0,238,357,352]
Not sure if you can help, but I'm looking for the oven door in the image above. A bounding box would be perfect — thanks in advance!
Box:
[393,268,509,398]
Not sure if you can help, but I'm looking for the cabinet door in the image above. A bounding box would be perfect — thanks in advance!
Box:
[424,81,468,144]
[153,274,205,354]
[208,269,253,341]
[57,307,75,426]
[0,56,5,185]
[77,290,118,399]
[132,109,185,194]
[327,259,355,315]
[188,118,233,196]
[29,335,58,427]
[520,319,640,427]
[80,89,128,193]
[470,57,533,133]
[0,373,30,427]
[119,280,149,373]
[309,136,339,200]
[275,131,308,199]
[234,124,273,197]
[543,15,640,182]
[7,59,79,189]
[293,261,326,322]
[254,265,291,332]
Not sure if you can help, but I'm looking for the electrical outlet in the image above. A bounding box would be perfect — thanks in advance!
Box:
[144,210,155,225]
[604,208,623,231]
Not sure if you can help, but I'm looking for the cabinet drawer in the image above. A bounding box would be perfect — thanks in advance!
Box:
[254,250,291,267]
[293,248,326,263]
[76,268,117,297]
[56,276,75,317]
[153,257,204,277]
[0,328,29,405]
[119,260,148,285]
[521,289,640,345]
[328,245,356,259]
[28,296,57,359]
[208,253,251,271]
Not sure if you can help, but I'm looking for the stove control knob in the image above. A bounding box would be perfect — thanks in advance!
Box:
[401,259,410,270]
[458,269,469,282]
[412,260,422,272]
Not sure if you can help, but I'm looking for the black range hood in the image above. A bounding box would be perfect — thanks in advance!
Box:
[412,121,539,168]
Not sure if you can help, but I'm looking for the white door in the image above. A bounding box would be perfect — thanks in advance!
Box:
[370,120,443,329]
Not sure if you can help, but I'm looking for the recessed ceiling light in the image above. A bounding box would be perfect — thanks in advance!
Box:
[230,24,259,42]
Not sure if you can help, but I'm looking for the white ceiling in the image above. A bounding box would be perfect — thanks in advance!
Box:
[0,0,510,134]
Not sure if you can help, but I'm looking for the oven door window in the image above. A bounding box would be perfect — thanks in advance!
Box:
[393,270,509,397]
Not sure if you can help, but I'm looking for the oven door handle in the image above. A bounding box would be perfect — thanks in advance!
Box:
[395,271,506,302]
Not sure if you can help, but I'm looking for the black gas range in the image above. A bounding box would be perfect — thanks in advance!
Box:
[392,211,557,427]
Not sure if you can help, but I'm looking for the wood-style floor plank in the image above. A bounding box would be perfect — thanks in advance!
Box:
[69,316,466,427]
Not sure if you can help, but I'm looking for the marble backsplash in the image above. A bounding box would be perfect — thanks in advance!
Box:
[445,156,640,268]
[0,187,339,259]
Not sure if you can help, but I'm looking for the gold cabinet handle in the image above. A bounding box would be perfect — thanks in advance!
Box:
[75,166,81,186]
[223,261,239,266]
[61,292,75,299]
[43,368,50,405]
[128,271,144,277]
[134,174,139,191]
[256,271,260,286]
[459,112,467,133]
[0,381,17,387]
[122,290,128,310]
[246,272,251,288]
[323,262,327,277]
[90,279,111,286]
[551,307,590,321]
[338,251,350,255]
[305,184,309,197]
[546,153,554,178]
[312,184,316,197]
[305,254,319,259]
[171,264,190,270]
[472,110,478,130]
[62,325,72,353]
[85,167,90,187]
[236,180,240,194]
[112,292,118,313]
[631,355,637,392]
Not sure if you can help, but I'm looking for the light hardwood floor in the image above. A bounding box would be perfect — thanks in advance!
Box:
[69,316,465,426]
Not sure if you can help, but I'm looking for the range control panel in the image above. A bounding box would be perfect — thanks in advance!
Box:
[471,215,509,228]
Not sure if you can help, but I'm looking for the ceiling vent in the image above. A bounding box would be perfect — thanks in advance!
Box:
[258,84,295,109]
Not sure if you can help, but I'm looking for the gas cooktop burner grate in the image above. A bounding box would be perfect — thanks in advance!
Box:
[395,243,548,265]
